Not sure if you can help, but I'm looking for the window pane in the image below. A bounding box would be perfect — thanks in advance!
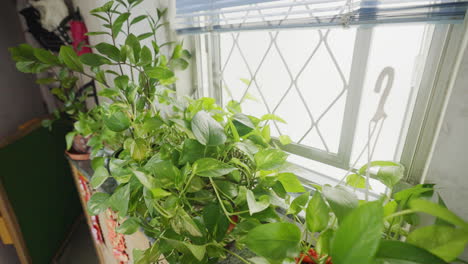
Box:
[215,23,435,176]
[220,27,357,154]
[351,24,430,165]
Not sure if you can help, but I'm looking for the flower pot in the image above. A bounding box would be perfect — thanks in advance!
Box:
[65,150,90,160]
[65,134,91,160]
[72,134,91,154]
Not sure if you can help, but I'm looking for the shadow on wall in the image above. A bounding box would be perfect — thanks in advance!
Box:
[0,240,20,264]
[0,0,46,139]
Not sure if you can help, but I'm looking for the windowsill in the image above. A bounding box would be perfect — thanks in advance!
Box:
[281,161,382,200]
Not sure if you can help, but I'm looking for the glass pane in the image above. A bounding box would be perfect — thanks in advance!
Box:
[351,24,430,166]
[219,27,356,153]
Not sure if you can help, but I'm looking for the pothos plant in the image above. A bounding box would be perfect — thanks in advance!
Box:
[9,0,468,264]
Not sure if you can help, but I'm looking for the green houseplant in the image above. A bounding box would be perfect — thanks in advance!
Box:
[9,0,468,263]
[9,43,97,158]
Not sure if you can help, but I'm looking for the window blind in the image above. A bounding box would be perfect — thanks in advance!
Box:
[175,0,468,34]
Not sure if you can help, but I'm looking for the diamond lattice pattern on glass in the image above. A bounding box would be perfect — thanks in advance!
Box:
[218,23,431,167]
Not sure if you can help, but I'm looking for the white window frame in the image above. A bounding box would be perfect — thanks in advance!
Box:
[179,20,468,184]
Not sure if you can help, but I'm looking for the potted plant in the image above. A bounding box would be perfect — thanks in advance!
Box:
[9,42,100,159]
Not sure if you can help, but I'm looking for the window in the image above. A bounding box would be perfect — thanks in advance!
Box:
[175,0,467,188]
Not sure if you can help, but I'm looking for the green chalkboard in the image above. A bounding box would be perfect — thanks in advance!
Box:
[0,121,81,263]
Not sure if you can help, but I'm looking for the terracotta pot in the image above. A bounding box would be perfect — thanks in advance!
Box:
[65,134,91,160]
[72,134,91,154]
[65,150,90,160]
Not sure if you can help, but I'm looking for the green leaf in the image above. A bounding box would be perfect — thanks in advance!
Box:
[104,111,131,132]
[114,75,129,90]
[149,160,180,188]
[59,46,83,72]
[112,12,130,38]
[130,138,148,161]
[306,192,330,233]
[233,113,255,136]
[65,131,76,150]
[376,240,448,264]
[331,201,384,264]
[279,135,292,145]
[346,173,366,189]
[261,114,286,123]
[322,185,358,223]
[194,158,237,177]
[91,166,109,189]
[287,192,309,215]
[79,53,111,67]
[146,66,174,80]
[179,139,210,164]
[409,199,468,229]
[125,34,141,62]
[244,222,301,260]
[435,194,455,227]
[407,225,468,262]
[203,203,229,242]
[359,161,404,187]
[116,217,140,235]
[191,111,226,146]
[86,31,109,36]
[87,192,110,215]
[246,190,270,215]
[95,43,120,61]
[90,1,114,13]
[108,184,130,217]
[137,32,154,41]
[98,88,119,98]
[138,46,152,66]
[9,44,35,61]
[164,239,206,261]
[317,229,333,256]
[35,78,56,85]
[254,149,288,171]
[132,170,156,190]
[171,209,203,237]
[277,173,305,193]
[131,15,147,25]
[150,188,171,199]
[171,58,189,70]
[134,243,160,264]
[33,48,60,65]
[214,180,238,198]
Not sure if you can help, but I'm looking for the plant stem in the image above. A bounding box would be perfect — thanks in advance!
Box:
[107,12,124,75]
[222,247,252,264]
[384,209,416,221]
[181,164,197,195]
[210,178,236,224]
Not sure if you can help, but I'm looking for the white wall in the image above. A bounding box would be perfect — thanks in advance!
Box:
[73,0,195,101]
[425,37,468,261]
[0,0,46,140]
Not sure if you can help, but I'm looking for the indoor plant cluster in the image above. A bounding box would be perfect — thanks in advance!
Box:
[8,0,468,263]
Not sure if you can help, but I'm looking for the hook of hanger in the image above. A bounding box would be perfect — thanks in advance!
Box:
[371,66,395,122]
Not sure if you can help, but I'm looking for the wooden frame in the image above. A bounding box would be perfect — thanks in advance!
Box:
[0,181,31,264]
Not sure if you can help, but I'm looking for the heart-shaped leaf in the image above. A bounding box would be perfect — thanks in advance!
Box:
[331,201,384,264]
[306,192,330,233]
[244,222,301,260]
[191,111,226,146]
[375,240,447,264]
[194,158,236,177]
